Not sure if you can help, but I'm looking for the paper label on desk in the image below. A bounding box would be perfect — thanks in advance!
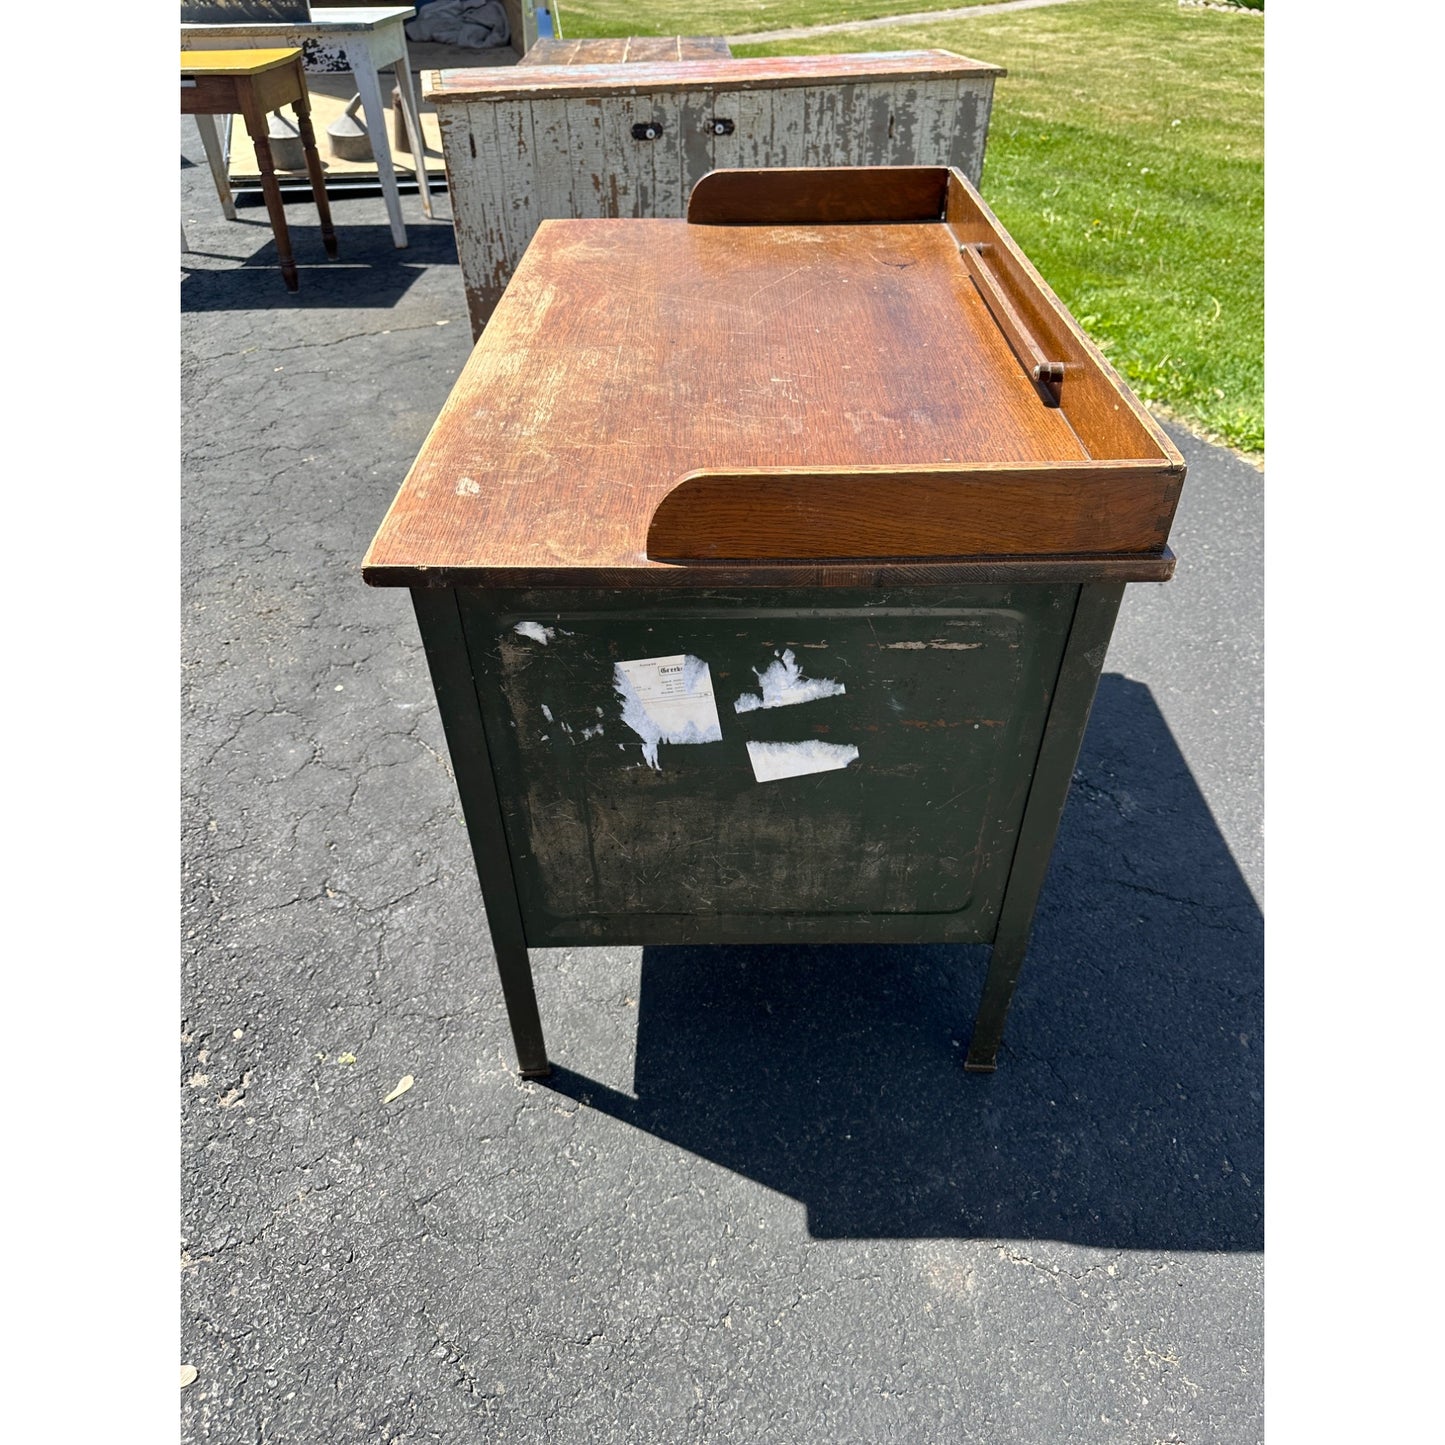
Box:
[747,740,860,783]
[614,655,722,770]
[733,649,846,713]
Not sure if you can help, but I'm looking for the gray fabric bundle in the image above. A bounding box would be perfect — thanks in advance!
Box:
[404,0,511,49]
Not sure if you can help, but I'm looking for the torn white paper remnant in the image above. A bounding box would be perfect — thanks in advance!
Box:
[747,740,860,783]
[614,655,723,770]
[734,649,846,713]
[513,621,555,645]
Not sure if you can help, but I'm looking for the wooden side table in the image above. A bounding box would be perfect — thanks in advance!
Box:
[182,48,338,292]
[181,6,434,249]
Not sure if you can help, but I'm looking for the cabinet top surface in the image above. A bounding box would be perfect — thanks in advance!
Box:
[363,174,1181,588]
[424,48,1004,103]
[518,36,734,67]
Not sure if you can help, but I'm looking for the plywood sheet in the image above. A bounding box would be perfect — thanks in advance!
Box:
[222,86,443,183]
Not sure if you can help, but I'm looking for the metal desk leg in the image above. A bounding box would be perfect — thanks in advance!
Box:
[411,587,551,1078]
[964,582,1125,1072]
[346,35,408,247]
[493,946,551,1079]
[194,112,237,221]
[392,47,435,219]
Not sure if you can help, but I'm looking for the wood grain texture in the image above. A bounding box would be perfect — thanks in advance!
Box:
[944,171,1182,466]
[688,165,949,224]
[959,241,1063,401]
[364,180,1183,588]
[520,37,733,67]
[425,50,1003,103]
[442,75,998,334]
[645,464,1180,560]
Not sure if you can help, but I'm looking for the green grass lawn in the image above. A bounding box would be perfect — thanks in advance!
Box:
[557,0,1264,455]
[558,0,998,42]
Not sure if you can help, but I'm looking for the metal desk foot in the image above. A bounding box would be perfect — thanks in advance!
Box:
[495,944,549,1078]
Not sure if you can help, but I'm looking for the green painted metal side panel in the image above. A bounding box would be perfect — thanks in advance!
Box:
[455,586,1077,946]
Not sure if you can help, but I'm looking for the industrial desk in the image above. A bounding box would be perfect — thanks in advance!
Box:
[363,166,1186,1078]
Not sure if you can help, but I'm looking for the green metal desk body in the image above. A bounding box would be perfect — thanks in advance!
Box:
[411,576,1126,1076]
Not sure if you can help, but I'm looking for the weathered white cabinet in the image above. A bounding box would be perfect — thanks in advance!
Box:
[424,50,1004,334]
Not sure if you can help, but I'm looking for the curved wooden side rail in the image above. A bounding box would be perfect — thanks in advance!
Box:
[645,462,1184,562]
[687,165,952,225]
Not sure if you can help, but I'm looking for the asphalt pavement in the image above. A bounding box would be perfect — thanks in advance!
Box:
[181,123,1262,1445]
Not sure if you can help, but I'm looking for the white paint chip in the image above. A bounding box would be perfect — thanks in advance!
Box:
[614,654,723,770]
[513,621,554,645]
[883,640,982,651]
[747,740,860,783]
[734,649,845,713]
[455,476,481,496]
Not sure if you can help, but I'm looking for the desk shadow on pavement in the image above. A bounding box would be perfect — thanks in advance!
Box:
[180,221,457,312]
[542,676,1263,1250]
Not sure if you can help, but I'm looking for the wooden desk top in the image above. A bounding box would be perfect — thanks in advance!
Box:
[180,47,301,76]
[364,167,1183,590]
[425,48,1004,104]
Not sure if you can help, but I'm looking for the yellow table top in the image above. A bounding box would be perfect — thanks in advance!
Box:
[180,48,301,77]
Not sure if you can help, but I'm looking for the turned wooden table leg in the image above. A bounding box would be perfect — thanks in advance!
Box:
[238,83,299,291]
[290,66,338,260]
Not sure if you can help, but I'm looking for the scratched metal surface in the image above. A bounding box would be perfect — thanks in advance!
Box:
[460,587,1073,939]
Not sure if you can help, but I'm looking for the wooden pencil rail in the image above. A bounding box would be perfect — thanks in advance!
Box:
[959,242,1065,404]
